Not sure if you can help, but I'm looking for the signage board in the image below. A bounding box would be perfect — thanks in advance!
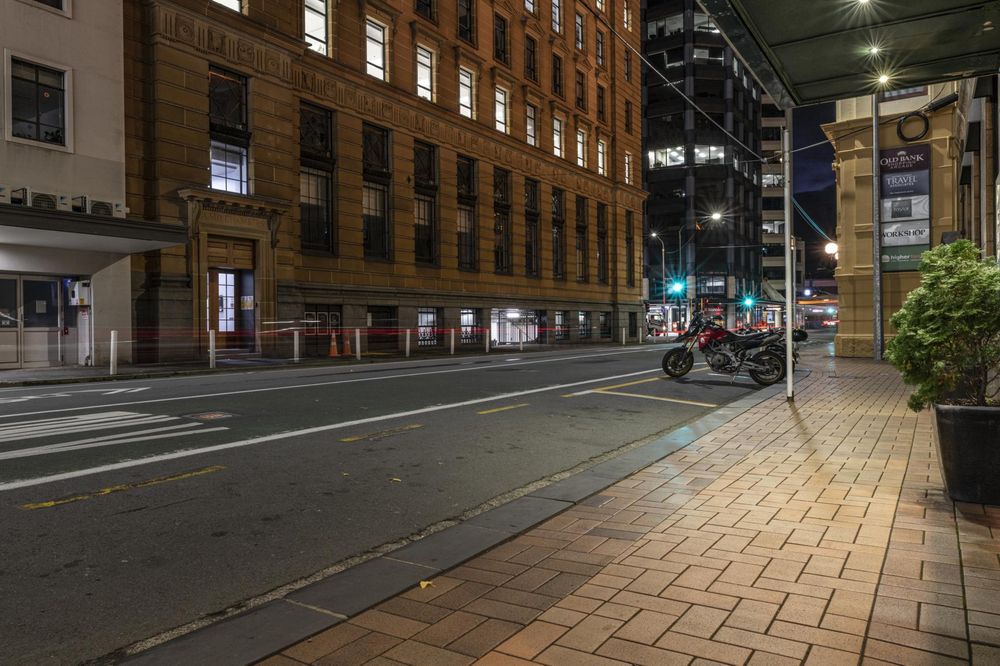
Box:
[879,144,931,272]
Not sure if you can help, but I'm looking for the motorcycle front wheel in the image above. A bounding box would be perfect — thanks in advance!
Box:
[748,351,785,386]
[662,348,694,377]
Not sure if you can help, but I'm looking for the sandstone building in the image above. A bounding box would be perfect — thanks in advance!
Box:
[124,0,645,361]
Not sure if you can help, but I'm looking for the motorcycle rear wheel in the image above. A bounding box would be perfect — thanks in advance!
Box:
[662,348,694,377]
[748,351,785,386]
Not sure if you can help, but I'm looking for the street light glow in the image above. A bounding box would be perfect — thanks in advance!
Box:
[710,212,722,221]
[825,241,839,255]
[878,74,890,85]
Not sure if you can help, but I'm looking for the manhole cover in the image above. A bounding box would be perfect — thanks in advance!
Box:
[186,411,235,421]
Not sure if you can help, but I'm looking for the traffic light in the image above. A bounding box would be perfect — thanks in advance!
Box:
[743,296,755,308]
[670,281,684,295]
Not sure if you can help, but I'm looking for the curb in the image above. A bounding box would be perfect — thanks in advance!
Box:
[121,368,807,666]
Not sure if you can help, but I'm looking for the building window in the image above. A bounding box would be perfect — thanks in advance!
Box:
[414,141,438,264]
[883,86,928,100]
[552,188,566,279]
[457,0,475,42]
[457,156,477,270]
[417,308,442,346]
[493,168,512,274]
[494,14,510,64]
[416,0,434,20]
[575,129,587,168]
[624,152,633,184]
[305,0,328,54]
[525,179,540,277]
[596,85,606,122]
[551,0,561,32]
[9,58,67,147]
[624,100,632,133]
[694,145,725,164]
[525,0,535,13]
[300,103,336,252]
[596,203,608,283]
[366,19,387,80]
[461,308,482,343]
[575,13,585,50]
[624,51,632,81]
[595,0,604,10]
[575,196,588,282]
[578,311,592,338]
[648,147,685,168]
[209,67,249,194]
[494,87,509,133]
[416,46,434,100]
[698,275,726,295]
[574,70,586,110]
[212,0,241,10]
[599,312,612,338]
[458,67,475,118]
[622,0,632,30]
[625,210,635,287]
[362,124,391,259]
[551,54,563,97]
[555,311,569,340]
[526,104,538,146]
[524,36,538,82]
[597,140,606,176]
[596,31,605,67]
[552,117,563,158]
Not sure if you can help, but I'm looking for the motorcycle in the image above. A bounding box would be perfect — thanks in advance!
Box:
[662,312,786,386]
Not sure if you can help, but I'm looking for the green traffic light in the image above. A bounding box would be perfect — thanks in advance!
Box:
[670,282,684,294]
[743,297,755,307]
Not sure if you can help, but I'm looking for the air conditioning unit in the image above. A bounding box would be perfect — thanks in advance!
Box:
[10,187,28,206]
[57,194,72,211]
[89,200,114,216]
[71,195,88,213]
[113,202,127,218]
[30,192,58,210]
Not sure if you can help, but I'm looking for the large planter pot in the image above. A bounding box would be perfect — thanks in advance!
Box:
[933,404,1000,505]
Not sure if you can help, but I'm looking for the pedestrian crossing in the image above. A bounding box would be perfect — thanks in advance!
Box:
[0,411,229,461]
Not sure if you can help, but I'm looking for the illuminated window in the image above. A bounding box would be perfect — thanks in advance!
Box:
[552,117,563,158]
[494,86,509,133]
[416,46,434,100]
[458,67,475,118]
[365,19,387,80]
[597,140,606,175]
[305,0,328,54]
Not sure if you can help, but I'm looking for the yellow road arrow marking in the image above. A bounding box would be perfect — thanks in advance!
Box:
[339,423,424,442]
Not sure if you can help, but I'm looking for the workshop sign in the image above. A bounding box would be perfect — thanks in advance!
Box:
[880,144,931,271]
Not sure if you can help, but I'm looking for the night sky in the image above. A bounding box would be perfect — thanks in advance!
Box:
[791,102,837,278]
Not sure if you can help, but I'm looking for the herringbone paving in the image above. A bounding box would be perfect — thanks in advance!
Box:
[260,351,1000,665]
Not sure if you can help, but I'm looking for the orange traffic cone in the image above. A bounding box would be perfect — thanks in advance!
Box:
[342,330,352,356]
[328,330,339,357]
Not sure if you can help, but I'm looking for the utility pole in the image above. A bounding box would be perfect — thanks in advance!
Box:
[782,127,794,401]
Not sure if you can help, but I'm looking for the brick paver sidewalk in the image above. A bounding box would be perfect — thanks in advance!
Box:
[259,353,1000,665]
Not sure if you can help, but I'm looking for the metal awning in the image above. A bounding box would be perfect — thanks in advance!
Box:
[0,205,186,254]
[700,0,1000,108]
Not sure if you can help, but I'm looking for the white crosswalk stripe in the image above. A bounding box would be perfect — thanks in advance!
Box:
[0,411,228,461]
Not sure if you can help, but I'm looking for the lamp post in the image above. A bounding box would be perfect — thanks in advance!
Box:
[650,232,667,330]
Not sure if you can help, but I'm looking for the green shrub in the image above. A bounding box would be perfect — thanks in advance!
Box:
[886,240,1000,410]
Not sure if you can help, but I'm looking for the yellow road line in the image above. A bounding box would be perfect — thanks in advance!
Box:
[592,390,718,408]
[20,465,225,510]
[478,403,529,415]
[590,376,663,391]
[339,423,424,442]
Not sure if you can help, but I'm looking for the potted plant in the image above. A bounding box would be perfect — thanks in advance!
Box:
[886,240,1000,504]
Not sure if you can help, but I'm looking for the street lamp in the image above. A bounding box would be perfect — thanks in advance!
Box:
[650,232,667,310]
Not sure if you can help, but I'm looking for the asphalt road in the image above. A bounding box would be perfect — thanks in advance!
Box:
[0,341,777,664]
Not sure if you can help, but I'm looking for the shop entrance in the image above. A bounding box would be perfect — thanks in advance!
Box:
[0,275,75,369]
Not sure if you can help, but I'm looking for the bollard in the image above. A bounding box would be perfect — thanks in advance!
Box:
[405,329,411,358]
[209,329,216,369]
[450,328,455,355]
[109,330,118,376]
[519,328,524,352]
[622,327,626,346]
[293,330,300,362]
[485,333,490,354]
[355,328,361,360]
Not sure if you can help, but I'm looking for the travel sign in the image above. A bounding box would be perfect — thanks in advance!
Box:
[879,144,931,271]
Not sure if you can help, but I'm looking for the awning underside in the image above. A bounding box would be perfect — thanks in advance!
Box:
[700,0,1000,108]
